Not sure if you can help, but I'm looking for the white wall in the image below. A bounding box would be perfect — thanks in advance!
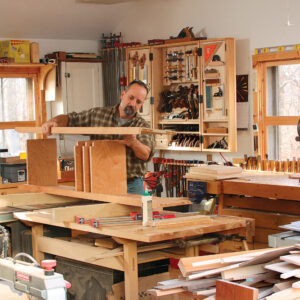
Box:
[114,0,300,162]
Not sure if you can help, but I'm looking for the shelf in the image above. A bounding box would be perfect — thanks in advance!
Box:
[202,148,230,153]
[159,119,199,125]
[174,131,200,134]
[163,80,198,86]
[203,133,228,136]
[208,61,225,67]
[155,146,202,151]
[203,119,228,123]
[205,82,220,87]
[0,63,54,68]
[204,72,220,79]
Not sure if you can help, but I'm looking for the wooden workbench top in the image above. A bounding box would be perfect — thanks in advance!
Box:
[13,207,249,243]
[223,172,300,201]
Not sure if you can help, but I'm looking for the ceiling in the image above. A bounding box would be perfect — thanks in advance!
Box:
[0,0,139,40]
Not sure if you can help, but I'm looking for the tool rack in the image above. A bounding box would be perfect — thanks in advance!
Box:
[126,46,152,126]
[126,38,237,152]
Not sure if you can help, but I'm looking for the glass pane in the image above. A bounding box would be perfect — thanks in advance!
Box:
[267,125,300,160]
[267,64,300,116]
[0,78,35,121]
[0,130,34,157]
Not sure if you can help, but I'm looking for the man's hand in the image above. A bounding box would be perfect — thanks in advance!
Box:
[42,120,58,136]
[41,115,69,136]
[117,134,151,161]
[119,134,138,148]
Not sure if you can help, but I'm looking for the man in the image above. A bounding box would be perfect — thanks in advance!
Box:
[42,80,154,195]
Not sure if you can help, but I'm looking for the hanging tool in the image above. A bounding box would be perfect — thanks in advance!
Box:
[186,55,190,80]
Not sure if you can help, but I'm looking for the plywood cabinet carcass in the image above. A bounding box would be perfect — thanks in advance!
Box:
[126,38,237,153]
[50,62,104,117]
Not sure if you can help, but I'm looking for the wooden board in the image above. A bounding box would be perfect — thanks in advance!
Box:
[185,173,243,180]
[280,254,300,266]
[90,141,127,195]
[216,280,258,300]
[15,126,176,135]
[223,174,300,201]
[178,248,279,276]
[240,246,296,267]
[83,141,92,193]
[53,202,140,223]
[18,184,191,208]
[223,195,300,216]
[220,208,300,230]
[189,165,242,175]
[74,141,86,191]
[154,215,212,229]
[26,139,57,186]
[221,264,265,281]
[0,193,80,208]
[37,236,124,271]
[264,261,299,275]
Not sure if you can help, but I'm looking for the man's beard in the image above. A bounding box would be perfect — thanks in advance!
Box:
[123,105,135,117]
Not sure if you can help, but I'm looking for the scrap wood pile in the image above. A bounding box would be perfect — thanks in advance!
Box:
[148,244,300,299]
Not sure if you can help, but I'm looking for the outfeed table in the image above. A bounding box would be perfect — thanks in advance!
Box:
[14,203,253,300]
[219,173,300,250]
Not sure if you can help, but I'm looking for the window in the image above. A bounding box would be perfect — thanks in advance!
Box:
[252,52,300,160]
[0,65,54,156]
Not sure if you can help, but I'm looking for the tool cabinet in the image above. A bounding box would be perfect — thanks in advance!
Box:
[126,38,237,152]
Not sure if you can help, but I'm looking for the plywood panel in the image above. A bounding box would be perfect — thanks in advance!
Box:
[74,141,86,191]
[27,139,57,186]
[216,280,258,300]
[90,141,127,195]
[83,141,93,192]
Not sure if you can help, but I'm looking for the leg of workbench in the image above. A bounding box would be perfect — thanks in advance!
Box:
[218,193,224,215]
[185,246,195,257]
[123,240,138,300]
[32,224,44,263]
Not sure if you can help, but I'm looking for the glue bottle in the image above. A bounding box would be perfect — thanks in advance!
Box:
[142,191,153,226]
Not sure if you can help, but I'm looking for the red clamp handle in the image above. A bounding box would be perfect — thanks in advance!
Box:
[65,280,72,289]
[41,259,57,271]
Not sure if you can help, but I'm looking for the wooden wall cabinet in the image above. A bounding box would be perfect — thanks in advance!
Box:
[126,38,237,152]
[50,62,104,117]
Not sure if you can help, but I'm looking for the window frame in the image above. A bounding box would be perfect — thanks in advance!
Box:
[0,64,55,138]
[252,51,300,158]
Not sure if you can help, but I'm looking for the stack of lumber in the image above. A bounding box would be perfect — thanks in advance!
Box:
[148,245,300,299]
[185,165,242,180]
[280,221,300,232]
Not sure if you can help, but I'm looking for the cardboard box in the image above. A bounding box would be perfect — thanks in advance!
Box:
[0,40,30,63]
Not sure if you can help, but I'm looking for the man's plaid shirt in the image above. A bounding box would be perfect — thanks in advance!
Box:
[68,105,154,179]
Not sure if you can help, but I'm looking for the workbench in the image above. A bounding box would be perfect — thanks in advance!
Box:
[186,171,300,251]
[219,172,300,250]
[14,201,253,300]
